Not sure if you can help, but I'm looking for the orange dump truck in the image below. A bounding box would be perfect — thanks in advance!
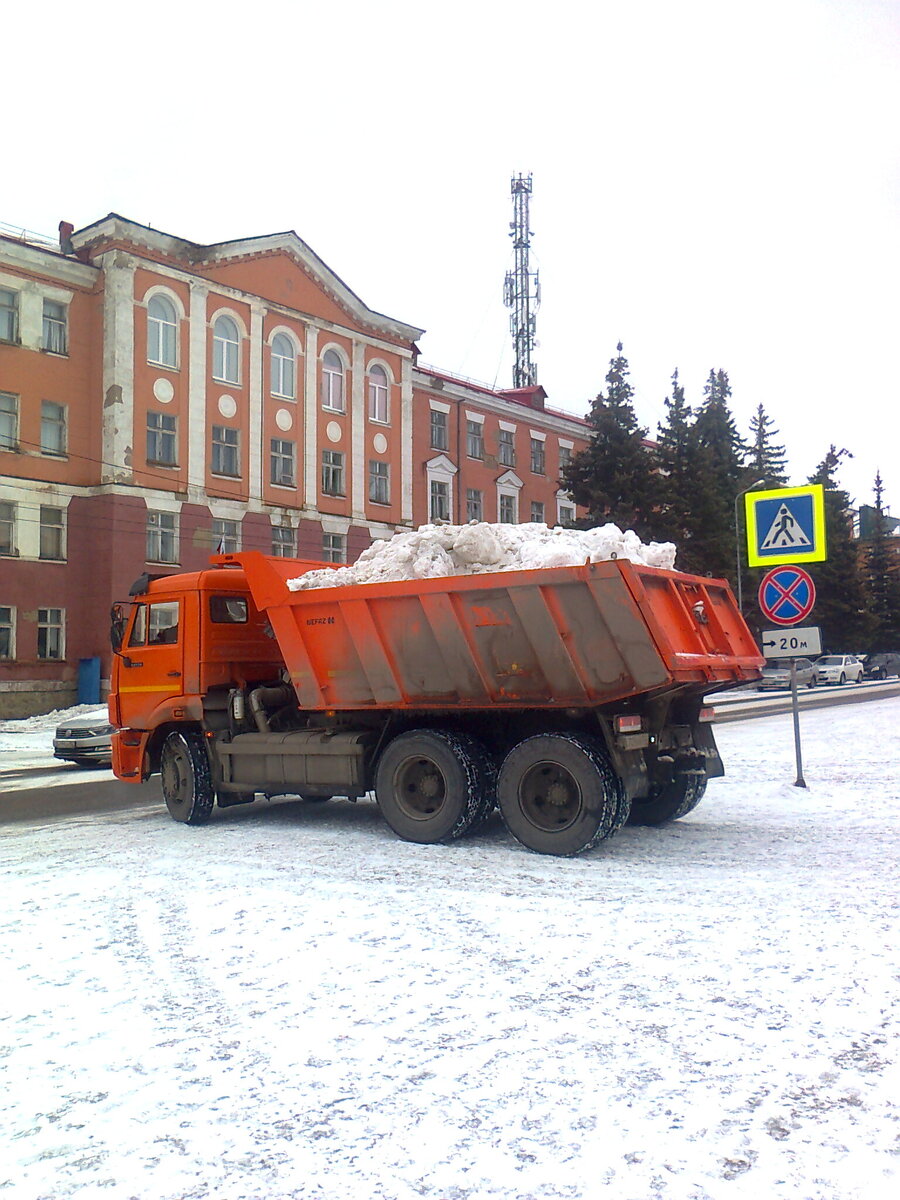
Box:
[109,551,763,856]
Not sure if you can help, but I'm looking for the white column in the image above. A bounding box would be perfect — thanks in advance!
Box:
[304,326,319,509]
[99,251,136,484]
[400,357,413,523]
[187,281,208,500]
[351,340,366,519]
[249,303,265,507]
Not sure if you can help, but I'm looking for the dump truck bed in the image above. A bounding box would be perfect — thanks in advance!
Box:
[222,552,763,711]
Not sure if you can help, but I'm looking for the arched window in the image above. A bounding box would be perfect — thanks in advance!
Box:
[322,349,345,412]
[271,333,295,399]
[368,364,389,423]
[213,315,240,383]
[148,295,178,368]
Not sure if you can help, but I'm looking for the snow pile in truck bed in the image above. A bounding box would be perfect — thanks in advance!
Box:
[287,521,676,590]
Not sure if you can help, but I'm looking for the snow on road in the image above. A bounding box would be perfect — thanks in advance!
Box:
[1,700,898,1200]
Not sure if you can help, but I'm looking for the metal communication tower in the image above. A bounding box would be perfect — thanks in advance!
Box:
[503,173,540,388]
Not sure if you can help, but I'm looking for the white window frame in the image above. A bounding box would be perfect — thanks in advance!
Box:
[465,411,485,459]
[212,517,241,553]
[0,391,18,451]
[556,489,576,526]
[368,459,390,505]
[39,505,66,560]
[496,470,523,525]
[321,348,347,413]
[530,500,545,524]
[323,531,347,563]
[271,524,296,557]
[42,300,67,355]
[322,449,345,496]
[212,313,242,384]
[466,488,483,522]
[147,410,178,467]
[0,287,18,344]
[271,332,297,400]
[0,604,15,659]
[147,293,179,369]
[430,406,449,451]
[0,500,15,556]
[498,426,516,468]
[37,607,65,660]
[147,510,179,564]
[529,432,546,475]
[426,454,457,524]
[40,400,67,457]
[270,438,296,487]
[367,363,390,424]
[211,425,240,477]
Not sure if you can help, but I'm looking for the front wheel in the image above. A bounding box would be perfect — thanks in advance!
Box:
[628,773,707,826]
[160,731,215,825]
[497,734,626,856]
[839,673,846,685]
[375,729,496,845]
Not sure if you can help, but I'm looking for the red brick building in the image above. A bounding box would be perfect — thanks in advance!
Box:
[0,216,588,714]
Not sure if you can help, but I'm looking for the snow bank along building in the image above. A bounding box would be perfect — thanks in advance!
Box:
[0,216,588,715]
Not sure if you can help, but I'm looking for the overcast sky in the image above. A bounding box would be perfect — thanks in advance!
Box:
[7,0,898,509]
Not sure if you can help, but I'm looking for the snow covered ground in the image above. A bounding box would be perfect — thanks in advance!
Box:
[1,699,898,1200]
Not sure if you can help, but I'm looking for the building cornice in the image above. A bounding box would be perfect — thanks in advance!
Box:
[0,235,99,289]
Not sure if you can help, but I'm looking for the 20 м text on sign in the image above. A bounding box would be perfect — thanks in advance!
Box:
[745,485,827,568]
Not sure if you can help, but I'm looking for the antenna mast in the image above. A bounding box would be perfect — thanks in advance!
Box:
[503,173,540,388]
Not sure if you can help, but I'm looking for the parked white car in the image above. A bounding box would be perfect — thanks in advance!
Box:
[814,655,864,686]
[53,709,113,766]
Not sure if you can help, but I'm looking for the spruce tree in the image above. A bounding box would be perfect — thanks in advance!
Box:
[747,403,789,486]
[655,369,705,572]
[807,446,871,651]
[862,471,900,650]
[683,369,749,581]
[562,342,660,540]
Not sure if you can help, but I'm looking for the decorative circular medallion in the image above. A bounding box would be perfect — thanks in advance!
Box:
[275,408,293,431]
[217,394,237,418]
[373,432,388,455]
[153,378,174,404]
[326,421,342,444]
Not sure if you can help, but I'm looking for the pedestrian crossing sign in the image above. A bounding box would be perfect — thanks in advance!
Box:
[745,484,827,567]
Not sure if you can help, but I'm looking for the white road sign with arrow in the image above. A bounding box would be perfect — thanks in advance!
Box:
[761,625,822,659]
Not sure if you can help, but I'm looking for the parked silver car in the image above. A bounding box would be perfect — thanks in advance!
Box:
[758,658,818,690]
[53,709,113,766]
[814,655,864,686]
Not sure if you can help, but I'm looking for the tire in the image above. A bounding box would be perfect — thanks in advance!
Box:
[839,673,846,685]
[160,731,215,825]
[806,676,816,689]
[374,729,496,845]
[497,733,625,856]
[628,773,708,827]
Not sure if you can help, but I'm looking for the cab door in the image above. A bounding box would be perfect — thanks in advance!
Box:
[117,597,186,729]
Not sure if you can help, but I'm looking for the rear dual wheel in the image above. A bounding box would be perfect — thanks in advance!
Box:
[375,729,496,844]
[497,734,627,856]
[627,772,707,826]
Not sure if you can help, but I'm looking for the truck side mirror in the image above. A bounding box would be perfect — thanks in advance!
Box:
[110,603,127,653]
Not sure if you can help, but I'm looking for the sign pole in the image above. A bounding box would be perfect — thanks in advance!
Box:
[789,658,807,788]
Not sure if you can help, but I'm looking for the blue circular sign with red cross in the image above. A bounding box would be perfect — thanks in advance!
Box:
[758,566,816,626]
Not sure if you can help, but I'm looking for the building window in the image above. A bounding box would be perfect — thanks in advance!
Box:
[270,439,296,487]
[466,420,484,459]
[498,428,516,467]
[369,460,390,505]
[430,409,448,450]
[0,392,18,451]
[212,518,240,553]
[323,532,346,563]
[499,494,516,524]
[147,411,178,466]
[39,506,65,559]
[530,438,545,475]
[0,501,15,556]
[322,450,345,496]
[42,300,67,354]
[0,606,14,659]
[271,334,296,399]
[37,607,64,660]
[558,503,575,525]
[212,315,240,383]
[558,445,573,473]
[146,511,178,563]
[0,289,18,343]
[272,525,295,557]
[530,501,545,524]
[148,295,178,368]
[430,479,450,522]
[322,349,345,411]
[40,401,67,456]
[466,488,483,522]
[368,364,389,423]
[211,425,240,476]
